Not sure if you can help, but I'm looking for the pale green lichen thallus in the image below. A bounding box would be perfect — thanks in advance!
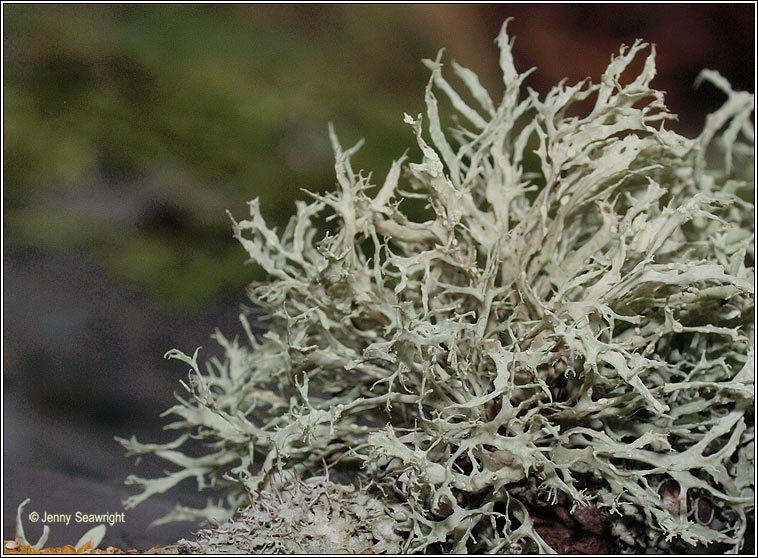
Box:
[117,21,754,553]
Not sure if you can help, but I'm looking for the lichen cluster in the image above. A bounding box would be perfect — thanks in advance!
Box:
[120,23,754,553]
[174,475,407,554]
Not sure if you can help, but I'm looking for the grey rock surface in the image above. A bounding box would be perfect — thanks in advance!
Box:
[3,246,245,549]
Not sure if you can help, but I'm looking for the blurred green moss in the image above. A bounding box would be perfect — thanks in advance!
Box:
[4,4,432,308]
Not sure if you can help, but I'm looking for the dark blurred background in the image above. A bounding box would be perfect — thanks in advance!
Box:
[3,3,754,550]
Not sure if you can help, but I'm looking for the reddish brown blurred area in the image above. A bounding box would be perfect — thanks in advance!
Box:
[412,4,754,133]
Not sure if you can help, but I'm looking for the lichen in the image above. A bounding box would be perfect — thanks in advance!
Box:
[119,22,754,553]
[174,474,408,554]
[10,499,109,554]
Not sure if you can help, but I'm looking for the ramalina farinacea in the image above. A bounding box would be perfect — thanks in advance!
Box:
[118,23,754,553]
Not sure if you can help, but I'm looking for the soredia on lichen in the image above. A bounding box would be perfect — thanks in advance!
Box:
[174,475,408,554]
[119,22,754,553]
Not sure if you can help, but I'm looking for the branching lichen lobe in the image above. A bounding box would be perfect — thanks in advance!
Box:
[120,22,754,553]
